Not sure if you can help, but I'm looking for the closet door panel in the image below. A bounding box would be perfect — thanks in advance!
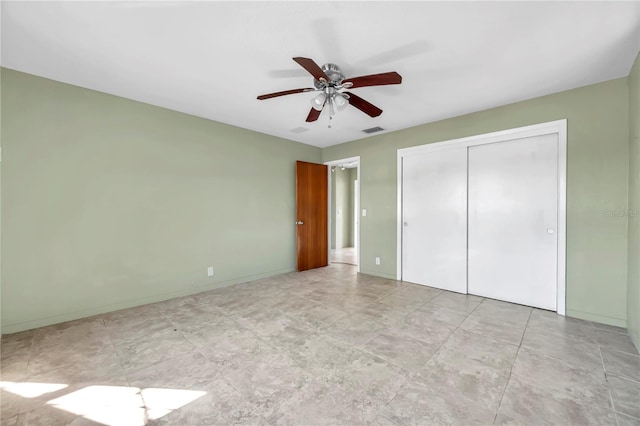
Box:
[402,148,467,293]
[468,134,558,310]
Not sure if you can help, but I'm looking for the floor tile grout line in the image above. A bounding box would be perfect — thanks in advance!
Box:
[517,317,611,376]
[422,293,484,365]
[600,344,640,358]
[11,329,39,418]
[517,308,532,347]
[23,327,38,379]
[294,281,448,417]
[508,345,625,424]
[341,288,464,361]
[596,332,624,426]
[100,316,132,390]
[372,294,487,422]
[419,296,524,378]
[426,300,527,370]
[615,411,640,423]
[597,334,612,372]
[606,371,640,385]
[492,309,532,424]
[515,313,624,423]
[492,345,522,425]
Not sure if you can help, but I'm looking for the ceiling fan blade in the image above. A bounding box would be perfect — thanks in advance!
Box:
[306,96,326,122]
[293,57,329,81]
[343,71,402,88]
[344,92,383,117]
[257,88,315,100]
[306,106,323,122]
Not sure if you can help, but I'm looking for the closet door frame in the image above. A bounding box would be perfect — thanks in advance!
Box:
[396,119,567,315]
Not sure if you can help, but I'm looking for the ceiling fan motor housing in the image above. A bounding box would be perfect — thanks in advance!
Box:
[313,63,345,89]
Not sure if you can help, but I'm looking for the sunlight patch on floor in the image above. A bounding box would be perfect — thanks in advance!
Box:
[48,385,207,425]
[2,381,206,425]
[0,381,68,398]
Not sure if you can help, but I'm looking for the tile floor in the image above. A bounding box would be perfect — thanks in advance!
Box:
[330,247,357,266]
[1,264,639,425]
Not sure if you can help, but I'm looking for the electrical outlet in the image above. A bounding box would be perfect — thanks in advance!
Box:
[207,266,214,277]
[375,257,381,265]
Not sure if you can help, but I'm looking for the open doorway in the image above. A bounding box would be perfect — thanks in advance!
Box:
[326,157,360,270]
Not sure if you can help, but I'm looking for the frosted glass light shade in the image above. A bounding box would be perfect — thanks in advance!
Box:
[334,94,348,111]
[311,92,326,111]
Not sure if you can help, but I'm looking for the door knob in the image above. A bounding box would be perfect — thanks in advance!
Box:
[403,222,408,227]
[296,221,304,225]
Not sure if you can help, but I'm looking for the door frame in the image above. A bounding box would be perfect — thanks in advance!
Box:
[396,119,567,315]
[354,179,359,255]
[325,156,361,272]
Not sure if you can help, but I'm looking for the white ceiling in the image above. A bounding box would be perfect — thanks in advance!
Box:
[2,1,639,148]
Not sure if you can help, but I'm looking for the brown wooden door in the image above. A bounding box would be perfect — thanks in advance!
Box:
[296,161,328,271]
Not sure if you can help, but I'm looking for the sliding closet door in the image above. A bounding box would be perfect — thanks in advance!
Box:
[468,134,558,310]
[402,148,467,293]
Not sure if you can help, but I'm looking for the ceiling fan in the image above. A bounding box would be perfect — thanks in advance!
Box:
[257,57,402,123]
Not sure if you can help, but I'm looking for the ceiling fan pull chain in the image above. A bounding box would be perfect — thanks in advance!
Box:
[328,115,333,129]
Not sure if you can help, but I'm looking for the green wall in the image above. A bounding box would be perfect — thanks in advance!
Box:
[334,167,356,249]
[1,66,635,333]
[323,78,630,327]
[1,69,321,334]
[628,52,640,348]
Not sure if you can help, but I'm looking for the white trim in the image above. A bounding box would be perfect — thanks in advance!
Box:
[397,119,567,315]
[397,120,567,157]
[354,179,359,262]
[357,162,360,273]
[326,165,332,268]
[325,156,361,273]
[325,156,361,166]
[556,122,567,316]
[396,154,403,281]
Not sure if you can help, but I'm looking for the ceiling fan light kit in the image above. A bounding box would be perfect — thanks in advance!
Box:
[311,92,326,111]
[257,57,402,124]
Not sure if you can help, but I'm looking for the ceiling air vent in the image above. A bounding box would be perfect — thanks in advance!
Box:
[289,127,310,134]
[362,126,384,134]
